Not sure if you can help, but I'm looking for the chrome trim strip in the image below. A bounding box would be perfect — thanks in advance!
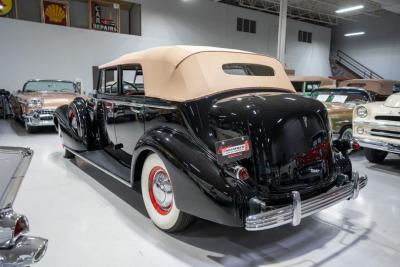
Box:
[144,103,177,110]
[355,120,400,129]
[245,173,367,231]
[291,191,301,226]
[370,131,400,139]
[99,99,177,110]
[65,148,132,187]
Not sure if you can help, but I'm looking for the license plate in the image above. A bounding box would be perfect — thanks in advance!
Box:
[215,136,251,164]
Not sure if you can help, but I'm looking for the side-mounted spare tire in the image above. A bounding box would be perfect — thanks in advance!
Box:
[67,97,95,150]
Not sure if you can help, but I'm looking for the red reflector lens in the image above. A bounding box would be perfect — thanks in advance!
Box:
[236,167,250,180]
[14,217,28,237]
[68,110,75,120]
[352,141,361,151]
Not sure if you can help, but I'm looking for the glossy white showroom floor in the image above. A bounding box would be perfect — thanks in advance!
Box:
[1,119,400,267]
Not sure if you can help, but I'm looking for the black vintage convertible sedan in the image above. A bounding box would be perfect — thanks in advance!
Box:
[54,46,367,232]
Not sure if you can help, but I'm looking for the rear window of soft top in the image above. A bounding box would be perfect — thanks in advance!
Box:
[222,63,275,76]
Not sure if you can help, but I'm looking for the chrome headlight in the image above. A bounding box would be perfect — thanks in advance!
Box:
[356,106,368,118]
[27,98,42,108]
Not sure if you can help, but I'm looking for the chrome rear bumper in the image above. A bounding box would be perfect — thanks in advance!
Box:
[245,172,367,231]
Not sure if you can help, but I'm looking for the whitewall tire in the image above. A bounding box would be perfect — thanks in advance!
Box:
[340,127,353,141]
[141,153,193,232]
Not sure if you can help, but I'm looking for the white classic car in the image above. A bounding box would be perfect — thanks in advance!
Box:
[353,93,400,163]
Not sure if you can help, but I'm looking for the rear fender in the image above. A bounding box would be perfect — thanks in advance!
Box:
[132,127,251,227]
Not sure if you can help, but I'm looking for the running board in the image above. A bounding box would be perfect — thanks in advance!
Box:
[65,148,131,187]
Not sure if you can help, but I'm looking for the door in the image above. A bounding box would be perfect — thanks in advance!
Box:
[113,65,145,156]
[97,67,119,146]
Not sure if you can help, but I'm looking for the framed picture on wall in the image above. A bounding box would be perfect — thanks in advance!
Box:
[41,0,70,26]
[89,0,120,33]
[0,0,18,18]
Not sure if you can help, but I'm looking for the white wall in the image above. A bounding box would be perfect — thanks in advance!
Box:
[332,11,400,80]
[0,0,332,94]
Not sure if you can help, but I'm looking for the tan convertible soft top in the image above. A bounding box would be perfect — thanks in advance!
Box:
[100,46,295,102]
[339,79,400,96]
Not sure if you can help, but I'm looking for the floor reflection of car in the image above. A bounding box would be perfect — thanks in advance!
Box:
[310,87,373,140]
[54,46,367,233]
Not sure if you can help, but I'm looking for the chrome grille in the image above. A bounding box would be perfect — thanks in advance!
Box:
[37,109,55,115]
[370,129,400,139]
[375,116,400,122]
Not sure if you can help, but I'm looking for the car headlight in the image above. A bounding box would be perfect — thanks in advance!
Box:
[356,106,368,118]
[27,98,42,108]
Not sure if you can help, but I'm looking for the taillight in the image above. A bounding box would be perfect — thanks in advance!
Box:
[14,216,29,238]
[235,166,250,180]
[68,110,75,120]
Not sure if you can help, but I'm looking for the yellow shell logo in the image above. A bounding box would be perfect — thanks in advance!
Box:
[45,4,66,23]
[0,0,13,16]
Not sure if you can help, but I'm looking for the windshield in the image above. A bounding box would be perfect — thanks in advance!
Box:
[291,81,321,93]
[23,81,76,93]
[310,88,370,104]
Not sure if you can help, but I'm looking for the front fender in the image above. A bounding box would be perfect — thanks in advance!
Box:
[133,127,255,227]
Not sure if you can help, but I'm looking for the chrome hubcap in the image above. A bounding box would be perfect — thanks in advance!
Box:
[342,128,353,140]
[151,169,173,211]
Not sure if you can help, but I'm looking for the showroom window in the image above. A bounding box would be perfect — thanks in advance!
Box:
[237,17,256,34]
[298,30,313,43]
[0,0,141,36]
[122,65,144,96]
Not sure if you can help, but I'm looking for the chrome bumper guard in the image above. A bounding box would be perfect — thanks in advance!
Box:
[245,172,367,231]
[356,138,400,154]
[0,236,48,266]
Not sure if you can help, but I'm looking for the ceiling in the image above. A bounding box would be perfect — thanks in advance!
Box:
[218,0,399,26]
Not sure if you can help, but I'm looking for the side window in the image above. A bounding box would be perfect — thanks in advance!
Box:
[98,70,105,93]
[122,65,144,96]
[99,68,118,95]
[393,84,400,93]
[306,82,320,92]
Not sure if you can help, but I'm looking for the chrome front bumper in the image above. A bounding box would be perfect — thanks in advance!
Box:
[356,138,400,154]
[245,172,367,231]
[23,110,55,127]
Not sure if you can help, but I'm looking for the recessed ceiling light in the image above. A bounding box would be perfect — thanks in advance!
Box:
[344,32,365,37]
[0,4,3,10]
[336,5,364,13]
